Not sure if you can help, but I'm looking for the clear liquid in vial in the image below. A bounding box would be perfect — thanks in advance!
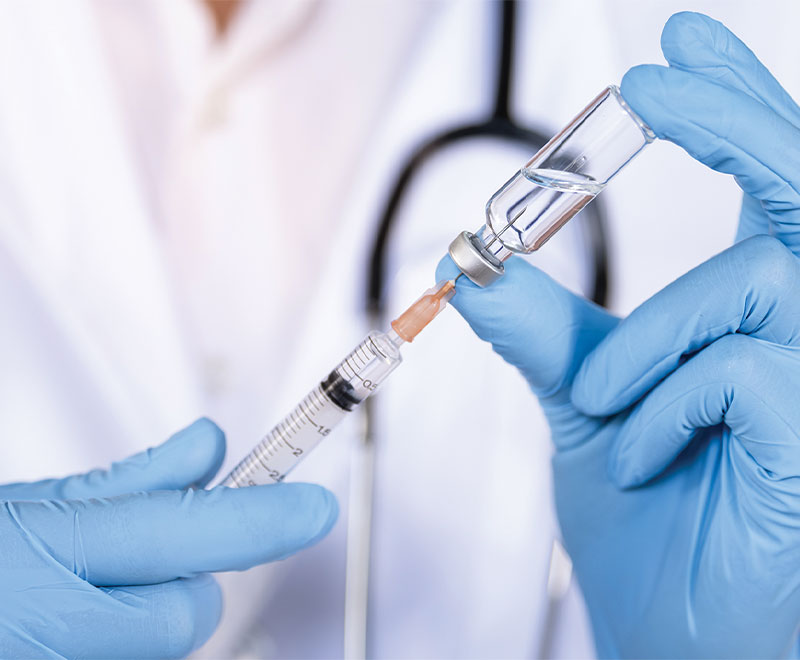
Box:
[486,167,605,254]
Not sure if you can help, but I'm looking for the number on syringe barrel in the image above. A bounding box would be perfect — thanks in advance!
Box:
[274,424,299,455]
[295,400,331,436]
[279,428,304,457]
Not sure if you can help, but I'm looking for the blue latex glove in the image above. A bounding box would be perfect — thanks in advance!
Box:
[438,12,800,658]
[0,418,337,658]
[621,12,800,254]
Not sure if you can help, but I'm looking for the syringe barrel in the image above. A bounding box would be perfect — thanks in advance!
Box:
[449,85,655,286]
[222,331,402,487]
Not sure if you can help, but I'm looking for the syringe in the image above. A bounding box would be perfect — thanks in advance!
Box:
[221,280,455,487]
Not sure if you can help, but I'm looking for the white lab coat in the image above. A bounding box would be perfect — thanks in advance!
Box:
[1,1,799,658]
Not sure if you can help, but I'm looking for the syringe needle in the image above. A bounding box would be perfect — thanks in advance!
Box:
[390,279,457,343]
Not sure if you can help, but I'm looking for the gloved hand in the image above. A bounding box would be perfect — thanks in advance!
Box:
[0,418,337,659]
[438,11,800,658]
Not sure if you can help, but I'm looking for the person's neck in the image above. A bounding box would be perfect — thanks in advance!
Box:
[202,0,242,38]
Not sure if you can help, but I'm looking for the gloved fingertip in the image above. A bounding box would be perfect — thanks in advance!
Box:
[281,483,339,548]
[436,255,504,322]
[570,363,611,417]
[608,442,646,490]
[613,469,644,490]
[663,10,708,33]
[311,487,339,544]
[621,64,668,101]
[178,417,226,446]
[661,11,721,66]
[435,254,461,283]
[166,418,227,488]
[620,65,673,138]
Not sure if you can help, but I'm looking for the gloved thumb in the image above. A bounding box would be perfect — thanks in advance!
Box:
[0,418,226,501]
[436,255,616,447]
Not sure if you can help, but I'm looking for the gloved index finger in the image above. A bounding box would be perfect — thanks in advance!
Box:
[660,12,800,128]
[3,483,338,586]
[0,418,226,501]
[571,235,800,416]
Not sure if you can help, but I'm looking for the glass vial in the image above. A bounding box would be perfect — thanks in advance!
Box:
[449,85,655,286]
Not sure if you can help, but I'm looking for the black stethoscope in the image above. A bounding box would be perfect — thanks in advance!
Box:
[367,1,610,315]
[343,2,611,657]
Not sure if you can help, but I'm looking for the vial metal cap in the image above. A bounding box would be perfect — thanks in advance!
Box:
[448,231,504,287]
